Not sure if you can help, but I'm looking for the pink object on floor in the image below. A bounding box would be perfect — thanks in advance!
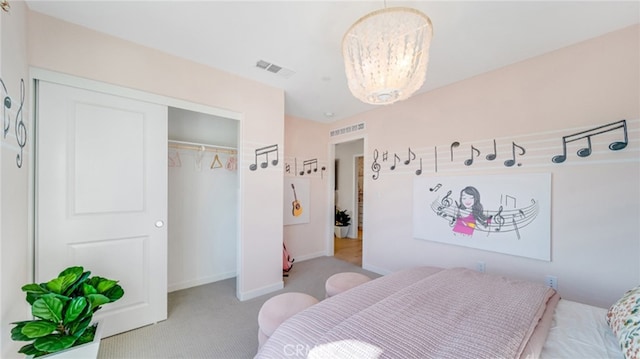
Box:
[325,272,371,298]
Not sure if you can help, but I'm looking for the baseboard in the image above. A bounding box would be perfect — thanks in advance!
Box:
[168,270,237,293]
[225,251,326,301]
[291,251,326,262]
[237,280,284,301]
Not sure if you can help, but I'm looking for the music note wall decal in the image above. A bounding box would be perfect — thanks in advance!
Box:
[371,149,381,180]
[299,159,319,176]
[450,141,460,162]
[434,146,438,173]
[464,145,481,166]
[486,139,497,161]
[249,144,279,171]
[404,147,416,165]
[416,158,423,176]
[551,119,628,163]
[504,142,526,167]
[390,153,401,170]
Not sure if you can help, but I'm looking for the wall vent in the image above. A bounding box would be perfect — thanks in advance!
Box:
[255,60,295,79]
[330,122,365,137]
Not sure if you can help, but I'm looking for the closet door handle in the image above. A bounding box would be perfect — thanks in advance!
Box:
[155,220,165,228]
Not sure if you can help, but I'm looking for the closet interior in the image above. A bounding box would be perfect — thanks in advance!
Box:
[167,107,239,292]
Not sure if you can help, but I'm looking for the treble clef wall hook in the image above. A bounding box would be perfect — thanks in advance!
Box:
[1,77,28,168]
[15,79,26,168]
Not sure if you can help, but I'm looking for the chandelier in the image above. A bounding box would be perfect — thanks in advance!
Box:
[342,7,433,105]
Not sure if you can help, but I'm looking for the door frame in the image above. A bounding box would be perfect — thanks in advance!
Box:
[328,134,366,260]
[29,68,243,292]
[353,155,364,232]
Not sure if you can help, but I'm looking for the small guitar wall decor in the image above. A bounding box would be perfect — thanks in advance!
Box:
[284,178,310,225]
[291,183,303,217]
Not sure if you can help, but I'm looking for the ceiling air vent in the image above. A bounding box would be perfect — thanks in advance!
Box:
[330,122,366,137]
[266,64,282,73]
[255,59,295,79]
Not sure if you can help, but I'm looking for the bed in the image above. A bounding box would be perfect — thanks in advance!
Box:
[255,266,638,359]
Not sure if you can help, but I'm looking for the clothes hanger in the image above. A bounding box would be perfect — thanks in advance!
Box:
[226,155,237,171]
[210,151,223,169]
[194,145,205,170]
[168,150,182,168]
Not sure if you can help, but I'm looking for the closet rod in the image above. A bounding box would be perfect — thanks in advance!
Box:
[168,140,237,154]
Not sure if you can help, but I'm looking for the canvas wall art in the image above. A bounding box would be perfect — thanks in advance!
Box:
[413,173,551,261]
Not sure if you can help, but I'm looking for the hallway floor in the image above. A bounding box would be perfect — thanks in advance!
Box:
[334,229,362,267]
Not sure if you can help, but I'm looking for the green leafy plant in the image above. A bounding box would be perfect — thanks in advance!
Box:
[11,266,124,357]
[335,207,351,227]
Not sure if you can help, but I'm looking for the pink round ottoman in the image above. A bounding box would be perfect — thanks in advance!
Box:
[257,292,319,348]
[325,272,371,298]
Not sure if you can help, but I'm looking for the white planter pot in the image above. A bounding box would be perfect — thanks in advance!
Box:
[334,225,349,238]
[29,321,103,359]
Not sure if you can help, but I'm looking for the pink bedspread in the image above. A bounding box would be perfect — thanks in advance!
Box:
[256,266,556,359]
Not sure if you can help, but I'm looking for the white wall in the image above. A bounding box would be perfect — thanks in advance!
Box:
[1,2,30,358]
[26,10,284,301]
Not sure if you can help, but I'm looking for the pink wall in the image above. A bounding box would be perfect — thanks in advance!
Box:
[0,2,31,358]
[283,115,331,259]
[27,11,286,300]
[292,25,639,308]
[1,1,31,357]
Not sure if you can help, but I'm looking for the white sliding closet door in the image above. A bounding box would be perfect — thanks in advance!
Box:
[36,80,168,337]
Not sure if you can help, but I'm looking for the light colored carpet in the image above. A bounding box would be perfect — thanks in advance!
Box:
[97,256,380,359]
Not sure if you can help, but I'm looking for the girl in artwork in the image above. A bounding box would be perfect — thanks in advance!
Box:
[453,186,492,236]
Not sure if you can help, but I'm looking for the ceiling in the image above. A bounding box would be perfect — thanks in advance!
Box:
[24,1,640,123]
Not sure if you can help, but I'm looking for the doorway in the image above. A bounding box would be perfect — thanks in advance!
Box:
[333,139,364,266]
[167,107,239,292]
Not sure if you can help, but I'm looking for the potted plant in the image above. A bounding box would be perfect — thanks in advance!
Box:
[11,266,124,358]
[334,207,351,238]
